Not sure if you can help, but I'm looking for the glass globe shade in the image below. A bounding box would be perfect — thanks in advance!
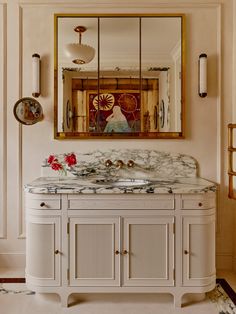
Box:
[65,43,95,64]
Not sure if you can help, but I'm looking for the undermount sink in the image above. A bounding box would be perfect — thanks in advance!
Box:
[93,178,151,187]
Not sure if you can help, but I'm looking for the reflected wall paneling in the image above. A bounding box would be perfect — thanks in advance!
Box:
[0,4,7,239]
[8,1,227,270]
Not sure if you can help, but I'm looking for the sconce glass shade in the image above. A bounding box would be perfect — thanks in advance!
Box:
[65,43,95,64]
[198,53,207,97]
[32,53,40,97]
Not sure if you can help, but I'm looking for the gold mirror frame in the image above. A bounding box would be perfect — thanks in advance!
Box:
[54,13,186,139]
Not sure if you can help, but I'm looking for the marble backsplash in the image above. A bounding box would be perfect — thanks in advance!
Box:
[42,149,198,179]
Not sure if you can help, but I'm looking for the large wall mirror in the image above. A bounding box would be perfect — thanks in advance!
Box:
[54,14,185,139]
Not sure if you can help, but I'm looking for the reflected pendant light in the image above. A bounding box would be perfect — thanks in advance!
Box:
[66,26,95,65]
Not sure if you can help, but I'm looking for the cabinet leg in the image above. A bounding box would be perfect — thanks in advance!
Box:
[174,293,182,308]
[60,293,69,307]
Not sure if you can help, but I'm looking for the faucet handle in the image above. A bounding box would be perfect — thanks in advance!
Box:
[105,159,113,167]
[115,160,124,169]
[127,160,135,168]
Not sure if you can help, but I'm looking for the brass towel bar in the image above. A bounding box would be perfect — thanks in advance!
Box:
[228,123,236,199]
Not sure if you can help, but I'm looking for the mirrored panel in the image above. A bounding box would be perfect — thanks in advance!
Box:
[141,17,182,133]
[54,14,185,139]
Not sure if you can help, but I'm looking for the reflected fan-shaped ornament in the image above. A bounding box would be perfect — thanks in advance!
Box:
[93,93,115,111]
[118,93,137,112]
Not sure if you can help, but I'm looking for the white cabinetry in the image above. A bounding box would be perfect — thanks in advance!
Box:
[26,215,61,286]
[25,192,216,308]
[123,216,174,286]
[69,216,120,286]
[182,215,215,287]
[69,215,174,288]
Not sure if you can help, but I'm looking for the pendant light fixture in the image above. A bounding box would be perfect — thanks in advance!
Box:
[65,26,95,65]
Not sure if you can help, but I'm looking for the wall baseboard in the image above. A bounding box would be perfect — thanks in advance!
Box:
[232,257,236,273]
[0,278,25,283]
[0,253,25,268]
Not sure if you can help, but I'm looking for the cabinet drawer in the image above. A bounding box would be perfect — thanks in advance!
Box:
[25,194,61,210]
[181,195,215,210]
[68,194,175,210]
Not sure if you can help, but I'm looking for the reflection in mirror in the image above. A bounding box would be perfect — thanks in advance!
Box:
[142,17,182,132]
[98,18,140,133]
[55,14,185,139]
[57,17,98,133]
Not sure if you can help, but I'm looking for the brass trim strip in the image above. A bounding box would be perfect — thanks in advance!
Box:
[228,123,236,199]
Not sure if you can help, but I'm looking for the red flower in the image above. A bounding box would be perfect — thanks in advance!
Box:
[64,153,77,167]
[51,162,63,171]
[48,155,56,164]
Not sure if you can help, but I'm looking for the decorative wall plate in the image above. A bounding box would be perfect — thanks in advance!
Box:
[13,97,43,125]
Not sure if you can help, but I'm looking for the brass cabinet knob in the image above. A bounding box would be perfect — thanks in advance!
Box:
[122,250,128,255]
[55,250,60,254]
[115,250,120,255]
[198,202,203,207]
[184,250,189,255]
[40,202,46,207]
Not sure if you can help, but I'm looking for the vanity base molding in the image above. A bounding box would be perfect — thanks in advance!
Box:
[26,282,216,308]
[25,192,216,308]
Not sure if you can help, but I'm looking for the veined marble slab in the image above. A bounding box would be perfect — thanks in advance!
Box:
[41,149,198,178]
[28,150,216,194]
[24,176,216,194]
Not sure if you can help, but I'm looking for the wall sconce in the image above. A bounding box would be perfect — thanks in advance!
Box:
[198,53,207,97]
[65,26,95,65]
[32,53,41,97]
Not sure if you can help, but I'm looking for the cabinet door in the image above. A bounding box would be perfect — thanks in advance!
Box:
[26,215,61,286]
[123,216,175,286]
[182,215,215,286]
[69,216,120,286]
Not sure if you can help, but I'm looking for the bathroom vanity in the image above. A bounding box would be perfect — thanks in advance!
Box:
[24,150,216,307]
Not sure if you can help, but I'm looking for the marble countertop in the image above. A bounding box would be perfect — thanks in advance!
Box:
[24,176,217,194]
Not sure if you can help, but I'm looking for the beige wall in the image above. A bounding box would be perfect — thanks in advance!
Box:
[232,1,236,272]
[0,0,234,270]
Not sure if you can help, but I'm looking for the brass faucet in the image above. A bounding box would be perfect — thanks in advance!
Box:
[127,160,135,168]
[105,159,135,169]
[105,159,113,167]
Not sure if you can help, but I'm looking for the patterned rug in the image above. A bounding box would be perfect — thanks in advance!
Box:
[0,278,235,312]
[207,279,236,313]
[0,281,35,295]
